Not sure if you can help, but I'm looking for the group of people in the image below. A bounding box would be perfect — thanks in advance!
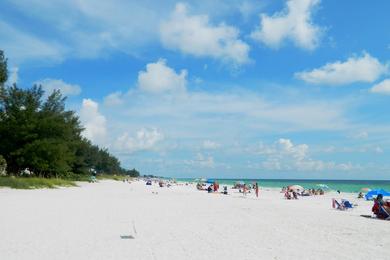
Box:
[198,181,260,197]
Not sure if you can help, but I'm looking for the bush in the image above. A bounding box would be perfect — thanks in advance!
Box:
[0,155,6,176]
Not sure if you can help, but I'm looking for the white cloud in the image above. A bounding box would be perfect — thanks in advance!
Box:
[138,59,187,93]
[6,67,18,85]
[104,91,124,106]
[79,99,107,144]
[36,78,81,96]
[295,53,388,85]
[202,140,220,150]
[185,153,215,168]
[251,0,322,50]
[351,131,368,139]
[256,138,356,171]
[160,3,250,65]
[114,128,164,153]
[0,21,65,64]
[370,79,390,95]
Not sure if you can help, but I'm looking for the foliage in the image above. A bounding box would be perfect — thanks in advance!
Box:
[0,51,138,179]
[0,155,6,176]
[0,176,77,189]
[0,50,7,86]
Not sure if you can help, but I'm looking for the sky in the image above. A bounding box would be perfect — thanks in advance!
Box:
[1,0,390,179]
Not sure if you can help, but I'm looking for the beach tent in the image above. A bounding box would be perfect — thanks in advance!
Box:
[365,189,390,200]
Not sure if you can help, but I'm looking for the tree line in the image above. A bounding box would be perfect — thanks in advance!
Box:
[0,50,139,178]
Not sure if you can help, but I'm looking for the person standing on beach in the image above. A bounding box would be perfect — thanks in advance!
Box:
[255,182,259,198]
[243,184,247,196]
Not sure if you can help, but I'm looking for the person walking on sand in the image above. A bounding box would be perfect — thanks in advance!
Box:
[255,182,259,198]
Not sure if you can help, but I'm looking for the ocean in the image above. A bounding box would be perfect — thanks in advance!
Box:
[177,178,390,193]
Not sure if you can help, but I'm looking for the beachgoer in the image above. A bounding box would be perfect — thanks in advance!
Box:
[243,184,247,196]
[358,192,364,199]
[371,194,390,219]
[223,186,228,195]
[255,182,259,198]
[292,191,298,199]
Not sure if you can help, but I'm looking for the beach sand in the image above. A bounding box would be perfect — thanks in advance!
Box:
[0,180,389,260]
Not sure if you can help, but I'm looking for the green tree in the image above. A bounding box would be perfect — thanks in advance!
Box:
[0,50,7,86]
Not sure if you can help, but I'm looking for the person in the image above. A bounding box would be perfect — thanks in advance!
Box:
[358,192,364,199]
[285,191,292,200]
[372,194,388,219]
[255,182,259,198]
[207,185,213,193]
[213,182,219,192]
[223,186,228,195]
[243,184,247,196]
[292,191,298,199]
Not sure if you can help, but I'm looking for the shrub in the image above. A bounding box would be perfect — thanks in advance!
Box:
[0,155,6,176]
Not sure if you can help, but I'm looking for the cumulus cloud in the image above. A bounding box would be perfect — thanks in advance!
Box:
[115,128,164,153]
[79,99,107,144]
[295,53,388,85]
[251,0,322,50]
[138,59,187,93]
[370,79,390,95]
[202,140,220,150]
[256,138,356,171]
[160,3,250,64]
[104,91,124,106]
[36,78,81,96]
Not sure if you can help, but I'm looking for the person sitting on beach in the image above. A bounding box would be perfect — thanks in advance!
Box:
[292,191,298,199]
[223,186,228,195]
[207,185,213,193]
[372,194,390,219]
[285,191,292,200]
[358,192,364,199]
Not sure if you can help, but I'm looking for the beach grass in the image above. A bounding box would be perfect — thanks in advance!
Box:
[97,174,127,181]
[0,176,77,189]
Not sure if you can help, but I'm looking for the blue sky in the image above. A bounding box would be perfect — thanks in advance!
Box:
[1,0,390,179]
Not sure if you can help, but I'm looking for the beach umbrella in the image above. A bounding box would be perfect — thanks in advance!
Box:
[316,184,330,190]
[206,179,215,184]
[288,185,304,192]
[364,189,390,200]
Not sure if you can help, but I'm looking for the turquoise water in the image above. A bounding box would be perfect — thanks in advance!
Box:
[177,178,390,193]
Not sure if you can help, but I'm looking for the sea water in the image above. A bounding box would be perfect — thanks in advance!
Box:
[177,178,390,193]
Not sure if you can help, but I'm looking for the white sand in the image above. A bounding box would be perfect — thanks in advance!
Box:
[0,180,389,260]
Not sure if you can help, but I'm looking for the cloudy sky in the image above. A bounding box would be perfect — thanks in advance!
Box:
[1,0,390,179]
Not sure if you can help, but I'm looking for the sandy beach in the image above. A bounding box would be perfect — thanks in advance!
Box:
[1,180,389,260]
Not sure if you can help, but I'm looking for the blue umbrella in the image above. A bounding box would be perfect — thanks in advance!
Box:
[206,179,215,184]
[365,189,390,200]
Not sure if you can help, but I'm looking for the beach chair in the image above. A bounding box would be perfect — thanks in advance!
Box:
[379,206,390,220]
[342,199,353,209]
[332,199,346,210]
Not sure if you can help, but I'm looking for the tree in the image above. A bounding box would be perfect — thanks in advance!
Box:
[0,155,6,176]
[0,50,7,86]
[0,50,139,178]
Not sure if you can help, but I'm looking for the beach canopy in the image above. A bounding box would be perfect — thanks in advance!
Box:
[316,184,330,190]
[206,179,215,184]
[288,185,304,192]
[365,189,390,200]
